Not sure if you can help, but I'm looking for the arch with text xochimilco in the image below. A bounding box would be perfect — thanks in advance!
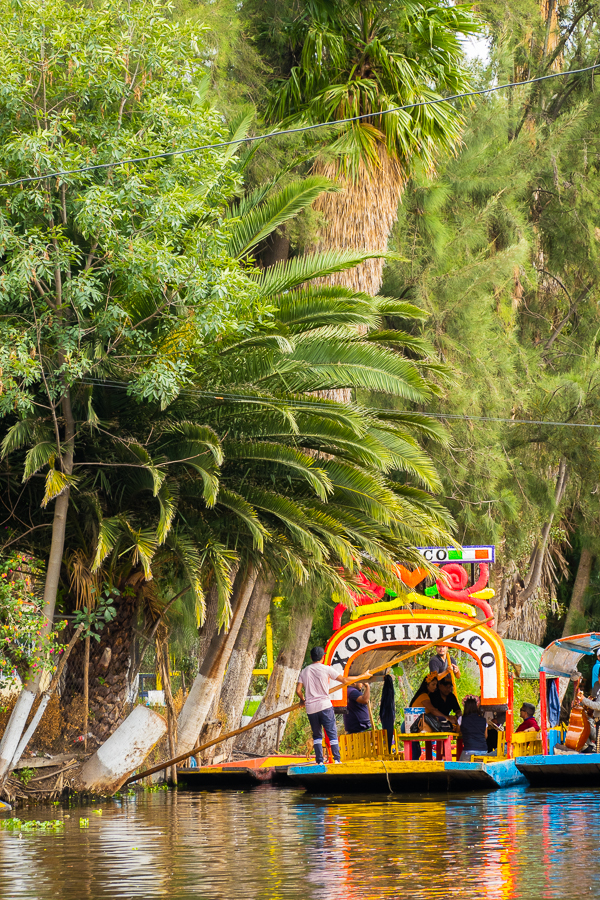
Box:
[323,610,509,710]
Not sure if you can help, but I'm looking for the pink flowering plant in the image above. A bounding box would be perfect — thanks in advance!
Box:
[0,555,66,686]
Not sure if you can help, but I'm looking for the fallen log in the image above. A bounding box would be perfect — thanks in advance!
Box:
[13,753,80,770]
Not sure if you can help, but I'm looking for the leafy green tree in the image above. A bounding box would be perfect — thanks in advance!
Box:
[0,0,268,776]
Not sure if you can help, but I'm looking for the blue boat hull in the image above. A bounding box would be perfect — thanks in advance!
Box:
[516,753,600,787]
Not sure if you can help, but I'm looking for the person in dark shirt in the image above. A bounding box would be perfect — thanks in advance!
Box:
[343,681,371,734]
[486,711,506,753]
[429,644,460,679]
[459,696,489,760]
[432,676,461,725]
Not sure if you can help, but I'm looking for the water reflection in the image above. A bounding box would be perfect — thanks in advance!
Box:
[0,786,598,899]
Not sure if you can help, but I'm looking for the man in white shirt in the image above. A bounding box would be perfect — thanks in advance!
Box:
[296,646,371,764]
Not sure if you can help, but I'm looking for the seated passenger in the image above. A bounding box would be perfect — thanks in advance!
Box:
[516,702,540,733]
[411,673,447,719]
[343,681,371,735]
[432,676,461,726]
[459,696,489,760]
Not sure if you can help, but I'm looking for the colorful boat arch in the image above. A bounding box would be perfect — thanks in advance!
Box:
[323,609,509,710]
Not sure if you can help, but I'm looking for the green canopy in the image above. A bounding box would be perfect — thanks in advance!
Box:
[503,639,543,679]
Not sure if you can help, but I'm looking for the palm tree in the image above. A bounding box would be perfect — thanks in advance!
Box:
[173,176,454,754]
[262,0,479,294]
[1,177,453,751]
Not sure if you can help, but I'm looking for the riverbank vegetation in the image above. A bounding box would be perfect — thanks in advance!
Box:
[1,0,600,786]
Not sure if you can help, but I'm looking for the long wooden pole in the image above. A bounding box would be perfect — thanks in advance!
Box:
[125,615,493,785]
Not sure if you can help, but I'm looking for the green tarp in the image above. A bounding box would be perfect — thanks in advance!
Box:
[503,639,543,679]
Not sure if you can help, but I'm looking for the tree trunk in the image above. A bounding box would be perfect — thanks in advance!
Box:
[84,589,138,743]
[156,632,178,785]
[235,607,314,757]
[78,705,167,794]
[259,229,290,268]
[313,148,404,296]
[518,458,568,604]
[197,581,221,666]
[177,580,228,765]
[213,573,275,761]
[0,391,74,783]
[562,547,594,636]
[83,634,90,751]
[176,564,259,757]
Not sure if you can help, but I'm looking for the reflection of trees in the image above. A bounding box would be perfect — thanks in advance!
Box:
[2,789,598,898]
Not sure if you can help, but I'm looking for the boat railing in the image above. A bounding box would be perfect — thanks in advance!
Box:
[509,731,543,758]
[339,730,398,761]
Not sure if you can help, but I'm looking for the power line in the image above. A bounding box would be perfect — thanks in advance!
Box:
[411,411,600,429]
[75,376,600,429]
[1,63,599,190]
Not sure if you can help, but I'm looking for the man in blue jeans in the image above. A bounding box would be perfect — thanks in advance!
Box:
[296,646,371,764]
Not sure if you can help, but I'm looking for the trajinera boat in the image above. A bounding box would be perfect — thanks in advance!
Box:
[183,544,552,792]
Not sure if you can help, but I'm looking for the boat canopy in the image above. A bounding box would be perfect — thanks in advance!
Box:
[503,639,543,680]
[540,632,600,678]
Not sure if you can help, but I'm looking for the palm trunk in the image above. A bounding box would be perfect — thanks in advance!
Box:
[84,589,138,743]
[213,573,274,761]
[176,564,259,757]
[313,149,404,296]
[312,148,404,405]
[0,391,74,783]
[235,606,314,756]
[562,548,594,636]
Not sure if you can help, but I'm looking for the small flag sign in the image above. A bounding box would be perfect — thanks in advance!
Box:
[417,545,495,564]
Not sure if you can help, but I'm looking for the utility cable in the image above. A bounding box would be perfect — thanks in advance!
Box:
[1,63,599,189]
[72,375,600,429]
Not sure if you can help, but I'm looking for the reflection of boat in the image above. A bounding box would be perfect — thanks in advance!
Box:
[177,755,305,788]
[514,632,600,787]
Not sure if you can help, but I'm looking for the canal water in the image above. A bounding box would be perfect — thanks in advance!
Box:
[0,786,597,899]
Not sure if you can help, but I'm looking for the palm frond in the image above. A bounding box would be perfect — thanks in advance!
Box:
[272,337,432,400]
[23,441,58,481]
[121,521,158,580]
[227,176,336,258]
[251,250,389,296]
[164,528,205,623]
[41,468,78,508]
[215,488,268,551]
[91,516,123,572]
[1,418,38,458]
[156,480,180,545]
[127,443,165,495]
[223,440,332,500]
